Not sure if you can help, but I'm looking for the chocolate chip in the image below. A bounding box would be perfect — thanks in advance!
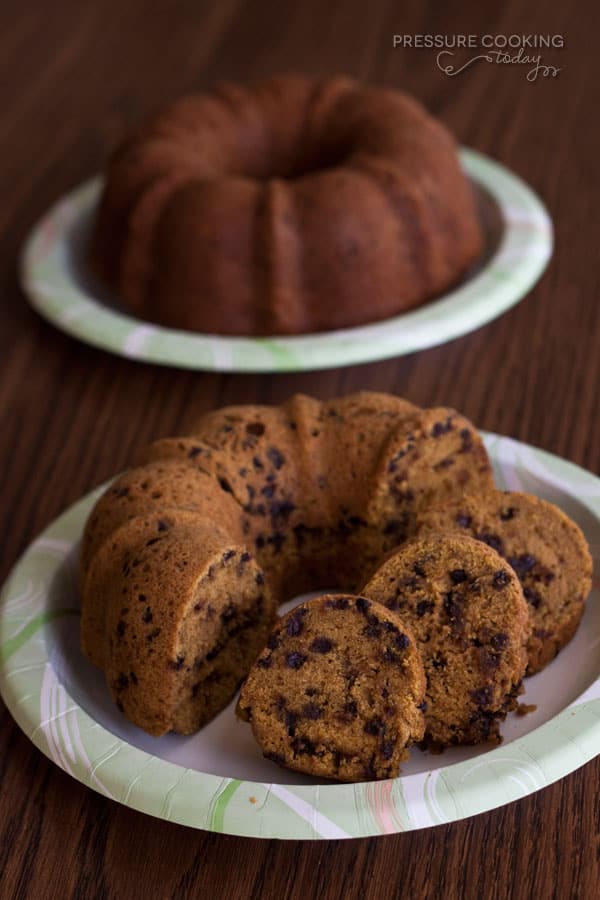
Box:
[223,549,235,561]
[443,592,462,622]
[459,428,473,451]
[285,710,298,735]
[116,620,126,637]
[220,604,236,623]
[286,614,304,637]
[413,563,426,577]
[355,597,371,615]
[309,636,334,654]
[142,607,152,623]
[507,554,537,579]
[115,673,129,691]
[500,507,517,520]
[138,594,146,603]
[480,650,501,671]
[168,654,185,671]
[324,596,349,610]
[363,614,382,639]
[157,519,169,531]
[218,477,233,494]
[364,717,384,736]
[266,633,280,650]
[416,599,434,617]
[456,513,472,528]
[255,572,265,585]
[478,532,504,554]
[246,422,265,436]
[381,741,394,760]
[491,632,509,650]
[492,570,511,589]
[471,686,493,707]
[524,586,542,608]
[267,532,286,553]
[302,703,323,720]
[450,569,468,584]
[291,737,315,756]
[285,651,307,669]
[343,700,358,718]
[432,419,452,437]
[114,486,129,498]
[417,700,428,712]
[252,456,263,470]
[266,446,285,469]
[270,499,296,520]
[188,446,202,458]
[394,633,410,649]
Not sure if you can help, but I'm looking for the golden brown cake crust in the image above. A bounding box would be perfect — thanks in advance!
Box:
[361,534,530,747]
[89,75,483,336]
[79,459,243,582]
[237,594,426,781]
[416,490,593,673]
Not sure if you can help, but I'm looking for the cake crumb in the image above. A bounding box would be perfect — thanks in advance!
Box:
[249,796,257,804]
[516,703,537,716]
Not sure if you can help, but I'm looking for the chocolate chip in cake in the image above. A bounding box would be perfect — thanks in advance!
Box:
[285,651,307,669]
[309,636,334,654]
[523,586,542,608]
[286,613,305,637]
[246,422,265,436]
[508,554,537,579]
[364,717,385,736]
[450,568,468,584]
[478,532,504,554]
[266,446,285,469]
[416,600,434,617]
[492,570,511,590]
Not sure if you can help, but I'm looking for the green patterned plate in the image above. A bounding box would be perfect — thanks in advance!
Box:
[1,434,598,838]
[21,150,552,372]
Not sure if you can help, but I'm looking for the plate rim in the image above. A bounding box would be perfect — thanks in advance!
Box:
[0,433,598,840]
[20,148,553,373]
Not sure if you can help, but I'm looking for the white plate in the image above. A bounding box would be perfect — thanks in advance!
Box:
[21,150,552,372]
[0,433,598,839]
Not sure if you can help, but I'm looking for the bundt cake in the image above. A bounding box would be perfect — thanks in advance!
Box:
[79,392,495,735]
[89,75,483,336]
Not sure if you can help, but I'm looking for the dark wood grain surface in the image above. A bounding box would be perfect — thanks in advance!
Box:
[1,1,599,897]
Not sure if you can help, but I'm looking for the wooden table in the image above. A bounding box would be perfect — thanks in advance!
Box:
[2,1,598,897]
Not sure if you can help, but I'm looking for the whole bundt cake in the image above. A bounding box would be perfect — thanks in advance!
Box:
[89,75,483,336]
[79,392,494,736]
